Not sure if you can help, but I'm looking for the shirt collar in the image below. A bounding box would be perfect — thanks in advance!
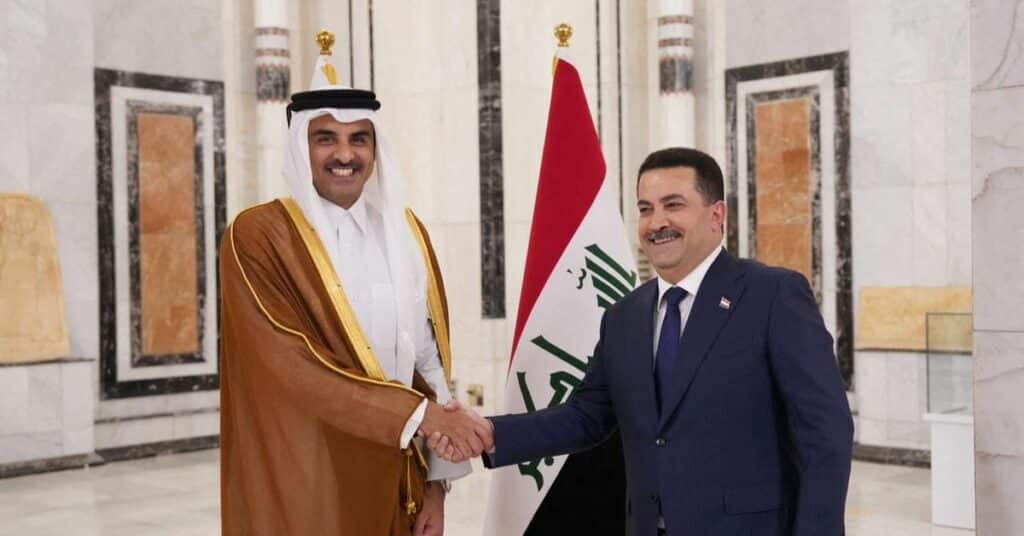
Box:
[656,245,723,305]
[319,194,370,235]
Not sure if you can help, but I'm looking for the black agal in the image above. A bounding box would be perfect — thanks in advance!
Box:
[286,89,381,125]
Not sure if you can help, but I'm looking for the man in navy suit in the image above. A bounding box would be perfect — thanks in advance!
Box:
[431,147,854,535]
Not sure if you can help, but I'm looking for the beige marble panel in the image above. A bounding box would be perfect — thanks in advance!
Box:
[855,287,972,351]
[755,98,813,282]
[0,194,69,363]
[137,113,199,356]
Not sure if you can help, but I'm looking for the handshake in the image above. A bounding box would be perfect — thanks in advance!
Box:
[417,399,493,462]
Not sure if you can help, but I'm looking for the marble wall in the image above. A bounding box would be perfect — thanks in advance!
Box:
[1,0,97,367]
[91,0,226,446]
[0,0,96,469]
[724,52,853,386]
[971,0,1024,532]
[94,68,225,404]
[223,0,260,217]
[721,3,855,389]
[849,0,972,456]
[849,0,971,291]
[719,0,974,456]
[0,0,236,468]
[0,360,94,466]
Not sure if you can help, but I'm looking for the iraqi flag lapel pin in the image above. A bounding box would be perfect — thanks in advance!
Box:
[719,296,732,310]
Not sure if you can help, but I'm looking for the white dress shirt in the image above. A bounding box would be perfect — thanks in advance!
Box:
[320,197,400,373]
[319,197,468,482]
[652,245,723,362]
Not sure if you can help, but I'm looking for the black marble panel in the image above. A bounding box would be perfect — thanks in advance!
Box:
[852,442,930,468]
[0,434,222,479]
[348,0,355,86]
[0,357,93,368]
[659,55,694,93]
[0,453,102,480]
[256,64,289,102]
[94,68,225,399]
[477,0,505,319]
[368,0,375,91]
[96,434,219,464]
[125,101,206,368]
[725,51,853,388]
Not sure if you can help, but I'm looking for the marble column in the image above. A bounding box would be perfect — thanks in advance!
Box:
[649,0,695,149]
[971,0,1024,533]
[255,0,291,202]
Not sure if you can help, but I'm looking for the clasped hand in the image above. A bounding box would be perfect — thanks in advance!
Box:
[417,399,493,462]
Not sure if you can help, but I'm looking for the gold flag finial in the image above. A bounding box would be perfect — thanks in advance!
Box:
[555,23,573,47]
[316,29,339,84]
[316,29,335,56]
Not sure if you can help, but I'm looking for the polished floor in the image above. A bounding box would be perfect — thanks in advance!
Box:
[0,449,973,535]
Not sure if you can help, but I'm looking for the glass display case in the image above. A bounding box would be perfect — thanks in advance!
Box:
[925,312,973,415]
[923,311,974,530]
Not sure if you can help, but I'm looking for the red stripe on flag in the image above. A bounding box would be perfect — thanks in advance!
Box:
[509,58,606,365]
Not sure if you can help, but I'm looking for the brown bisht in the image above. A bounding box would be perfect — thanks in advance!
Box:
[219,198,453,535]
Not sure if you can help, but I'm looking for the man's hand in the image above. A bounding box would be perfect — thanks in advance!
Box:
[413,481,444,536]
[422,400,494,462]
[418,400,492,460]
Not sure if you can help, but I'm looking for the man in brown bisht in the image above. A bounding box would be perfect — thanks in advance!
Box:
[220,32,490,535]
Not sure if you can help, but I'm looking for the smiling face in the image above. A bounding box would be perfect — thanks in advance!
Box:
[308,114,376,209]
[636,166,726,283]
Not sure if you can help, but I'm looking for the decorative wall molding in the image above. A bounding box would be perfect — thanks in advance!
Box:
[95,68,226,399]
[726,52,853,387]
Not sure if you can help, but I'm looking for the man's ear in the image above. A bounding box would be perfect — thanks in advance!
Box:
[712,200,727,231]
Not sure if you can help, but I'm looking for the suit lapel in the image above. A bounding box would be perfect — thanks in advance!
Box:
[658,250,747,429]
[626,279,659,428]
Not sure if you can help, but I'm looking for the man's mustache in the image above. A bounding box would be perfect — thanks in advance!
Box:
[325,159,361,170]
[645,228,682,242]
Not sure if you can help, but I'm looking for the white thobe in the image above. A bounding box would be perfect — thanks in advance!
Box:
[319,196,469,482]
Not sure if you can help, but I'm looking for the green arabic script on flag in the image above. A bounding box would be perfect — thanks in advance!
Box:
[513,243,637,490]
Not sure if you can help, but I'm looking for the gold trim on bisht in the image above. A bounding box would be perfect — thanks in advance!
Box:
[278,198,396,383]
[228,204,421,398]
[317,29,339,84]
[404,209,454,388]
[233,200,430,515]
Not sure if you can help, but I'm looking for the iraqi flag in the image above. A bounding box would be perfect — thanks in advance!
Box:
[483,50,637,536]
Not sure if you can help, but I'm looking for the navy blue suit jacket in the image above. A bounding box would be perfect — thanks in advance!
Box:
[487,251,853,535]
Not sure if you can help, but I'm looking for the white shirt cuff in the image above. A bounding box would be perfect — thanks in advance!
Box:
[400,399,428,448]
[426,451,472,482]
